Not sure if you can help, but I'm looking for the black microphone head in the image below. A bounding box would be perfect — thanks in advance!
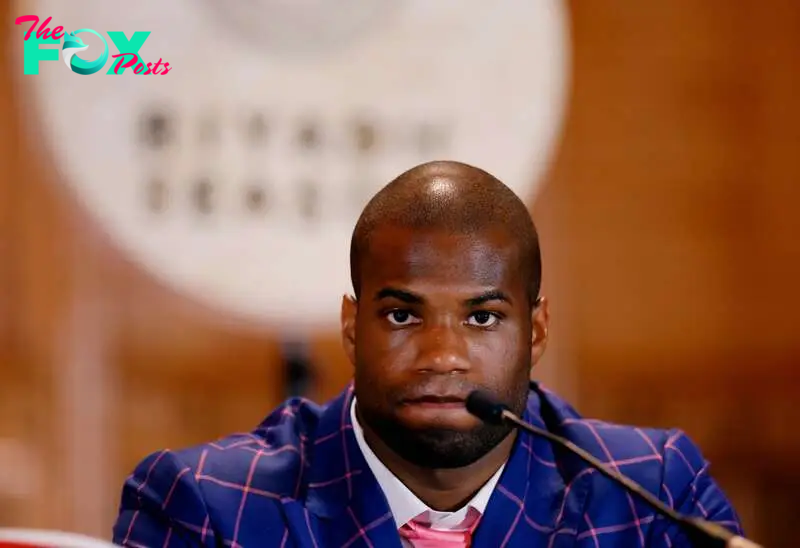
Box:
[466,390,507,425]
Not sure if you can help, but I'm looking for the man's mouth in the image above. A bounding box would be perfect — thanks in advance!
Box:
[402,395,466,408]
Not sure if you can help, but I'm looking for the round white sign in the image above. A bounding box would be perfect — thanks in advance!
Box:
[19,0,571,332]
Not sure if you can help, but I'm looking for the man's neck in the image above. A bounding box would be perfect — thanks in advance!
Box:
[357,408,515,512]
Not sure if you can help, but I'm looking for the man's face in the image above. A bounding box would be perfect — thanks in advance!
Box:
[341,226,548,468]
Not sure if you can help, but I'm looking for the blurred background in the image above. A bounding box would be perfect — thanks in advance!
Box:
[1,1,799,546]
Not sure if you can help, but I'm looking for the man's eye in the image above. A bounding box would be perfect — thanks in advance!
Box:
[466,311,500,327]
[386,310,419,326]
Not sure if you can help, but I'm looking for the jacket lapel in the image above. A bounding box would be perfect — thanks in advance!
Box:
[301,385,403,548]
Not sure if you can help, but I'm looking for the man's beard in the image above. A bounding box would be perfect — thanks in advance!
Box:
[358,409,514,469]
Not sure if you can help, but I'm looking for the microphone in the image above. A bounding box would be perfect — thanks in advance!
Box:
[466,390,763,548]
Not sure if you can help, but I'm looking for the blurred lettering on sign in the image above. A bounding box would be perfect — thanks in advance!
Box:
[137,108,452,220]
[15,15,172,75]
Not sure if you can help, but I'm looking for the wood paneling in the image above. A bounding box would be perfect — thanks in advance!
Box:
[534,1,800,544]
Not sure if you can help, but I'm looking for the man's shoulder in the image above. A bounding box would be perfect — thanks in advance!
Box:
[528,386,743,540]
[114,397,332,545]
[561,417,706,483]
[536,386,709,490]
[133,396,327,498]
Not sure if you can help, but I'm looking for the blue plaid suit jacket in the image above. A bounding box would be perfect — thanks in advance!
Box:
[112,382,743,547]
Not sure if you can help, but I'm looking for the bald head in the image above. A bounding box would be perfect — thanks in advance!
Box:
[350,160,542,305]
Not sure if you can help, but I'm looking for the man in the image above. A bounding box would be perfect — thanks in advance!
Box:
[113,161,743,547]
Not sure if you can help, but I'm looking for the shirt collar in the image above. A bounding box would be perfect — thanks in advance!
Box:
[350,398,504,530]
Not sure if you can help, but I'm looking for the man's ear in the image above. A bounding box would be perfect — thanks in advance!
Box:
[340,294,358,367]
[531,296,550,365]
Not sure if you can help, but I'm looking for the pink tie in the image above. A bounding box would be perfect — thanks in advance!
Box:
[399,515,479,548]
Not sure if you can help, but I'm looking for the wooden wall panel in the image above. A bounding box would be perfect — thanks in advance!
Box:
[537,1,800,544]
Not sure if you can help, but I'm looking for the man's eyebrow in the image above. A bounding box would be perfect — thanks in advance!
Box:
[465,290,511,307]
[374,287,425,304]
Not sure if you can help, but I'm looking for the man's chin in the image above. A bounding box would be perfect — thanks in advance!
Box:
[382,422,511,469]
[392,434,485,469]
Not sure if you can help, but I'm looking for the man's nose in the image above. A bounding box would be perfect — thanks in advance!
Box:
[415,324,470,374]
